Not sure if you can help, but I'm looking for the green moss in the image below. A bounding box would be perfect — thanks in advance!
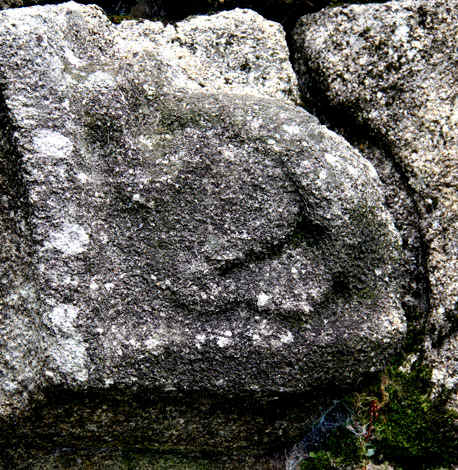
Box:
[300,450,335,469]
[373,366,457,468]
[297,364,457,470]
[299,426,364,469]
[353,285,379,301]
[354,365,458,469]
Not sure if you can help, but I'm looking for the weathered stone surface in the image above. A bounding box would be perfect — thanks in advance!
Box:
[115,8,300,104]
[0,2,406,458]
[293,0,457,401]
[429,332,458,411]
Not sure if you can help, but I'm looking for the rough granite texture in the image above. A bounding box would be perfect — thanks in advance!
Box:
[293,0,457,406]
[429,331,458,411]
[0,1,407,432]
[114,8,301,104]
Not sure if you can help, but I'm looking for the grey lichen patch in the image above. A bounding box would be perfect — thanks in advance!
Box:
[44,222,90,256]
[32,129,73,159]
[43,304,88,384]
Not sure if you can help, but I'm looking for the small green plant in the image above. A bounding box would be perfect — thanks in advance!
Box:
[298,362,457,470]
[300,450,335,469]
[299,425,365,469]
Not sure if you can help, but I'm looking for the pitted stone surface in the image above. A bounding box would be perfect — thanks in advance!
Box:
[114,8,301,104]
[427,332,458,412]
[1,2,405,421]
[293,0,457,347]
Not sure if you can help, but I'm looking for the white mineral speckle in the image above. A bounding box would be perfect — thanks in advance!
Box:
[76,172,89,183]
[319,169,327,180]
[249,319,274,345]
[279,330,294,344]
[138,135,156,148]
[86,71,115,87]
[146,337,160,348]
[257,292,271,308]
[48,303,77,331]
[432,368,451,387]
[249,319,295,349]
[222,147,235,159]
[346,163,359,178]
[282,123,301,136]
[65,48,84,66]
[324,153,340,167]
[33,129,73,159]
[47,222,89,256]
[48,338,88,382]
[104,378,114,387]
[394,23,409,42]
[259,319,273,335]
[44,370,55,380]
[407,48,417,60]
[250,118,263,131]
[217,336,232,347]
[195,333,206,349]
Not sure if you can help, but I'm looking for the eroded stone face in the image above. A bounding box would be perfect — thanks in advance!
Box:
[293,0,457,404]
[293,0,457,337]
[32,83,406,395]
[1,2,405,420]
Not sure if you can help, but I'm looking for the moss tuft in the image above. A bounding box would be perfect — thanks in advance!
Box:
[299,425,364,469]
[372,365,457,468]
[297,364,457,470]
